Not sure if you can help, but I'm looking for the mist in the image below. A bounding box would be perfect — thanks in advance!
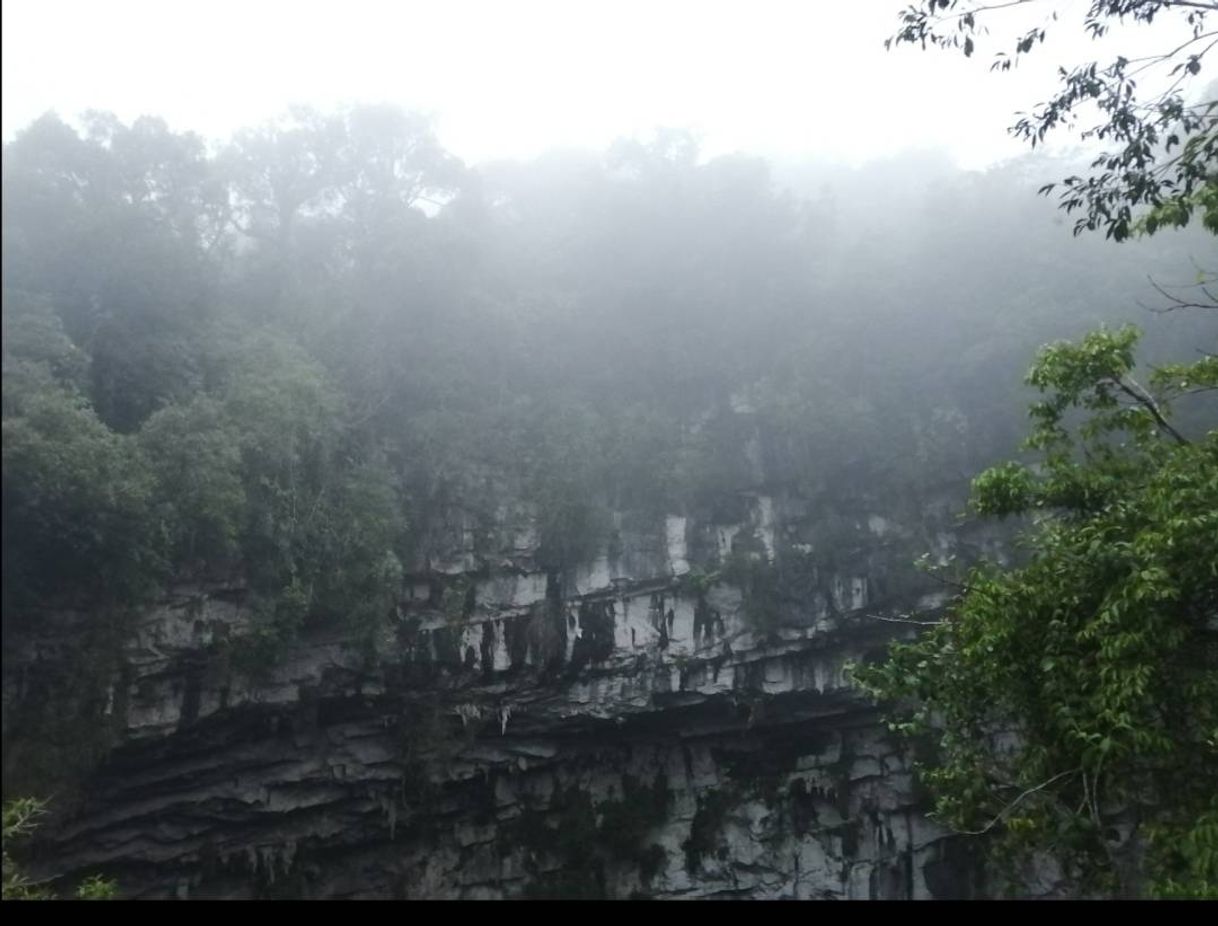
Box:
[3,0,1215,902]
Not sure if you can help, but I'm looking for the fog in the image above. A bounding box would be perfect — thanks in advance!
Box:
[3,0,1214,644]
[3,102,1211,601]
[2,1,1216,900]
[2,0,1204,167]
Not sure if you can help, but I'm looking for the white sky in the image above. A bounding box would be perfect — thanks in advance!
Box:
[1,0,1202,169]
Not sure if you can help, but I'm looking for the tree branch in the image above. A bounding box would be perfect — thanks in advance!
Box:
[1140,274,1218,313]
[1157,1,1218,13]
[855,612,944,627]
[1125,29,1218,77]
[958,768,1081,835]
[1112,375,1192,444]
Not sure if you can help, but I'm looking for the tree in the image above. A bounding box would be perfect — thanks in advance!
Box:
[2,296,162,609]
[2,799,51,900]
[853,327,1217,896]
[852,1,1218,898]
[1,112,222,431]
[888,1,1218,240]
[3,798,117,900]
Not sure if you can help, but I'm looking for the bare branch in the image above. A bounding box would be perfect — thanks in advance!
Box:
[1140,274,1218,313]
[1111,375,1192,445]
[855,612,945,627]
[958,768,1081,836]
[1125,29,1218,77]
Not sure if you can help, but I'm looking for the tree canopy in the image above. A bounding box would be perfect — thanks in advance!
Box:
[2,101,1211,817]
[854,0,1218,898]
[889,0,1218,239]
[853,327,1218,897]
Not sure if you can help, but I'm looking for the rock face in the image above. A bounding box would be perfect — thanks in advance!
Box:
[8,488,1008,899]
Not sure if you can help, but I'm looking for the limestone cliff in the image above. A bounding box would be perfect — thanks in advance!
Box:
[4,475,1033,899]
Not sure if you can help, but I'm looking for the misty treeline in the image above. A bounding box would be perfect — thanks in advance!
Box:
[2,106,1211,658]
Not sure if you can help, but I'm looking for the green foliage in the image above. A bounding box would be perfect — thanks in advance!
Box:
[2,112,218,431]
[183,334,404,661]
[1,608,132,802]
[3,798,118,900]
[2,359,162,608]
[1137,176,1218,237]
[74,874,119,900]
[1147,806,1218,899]
[3,101,1214,863]
[853,328,1218,897]
[871,16,1217,893]
[889,2,1217,240]
[3,798,51,900]
[719,552,783,636]
[2,300,406,670]
[516,398,614,570]
[140,396,246,566]
[676,567,720,597]
[1,292,90,390]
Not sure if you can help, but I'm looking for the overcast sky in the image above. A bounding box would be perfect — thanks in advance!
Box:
[1,0,1200,168]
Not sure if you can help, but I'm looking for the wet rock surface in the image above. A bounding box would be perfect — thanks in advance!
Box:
[8,492,1008,899]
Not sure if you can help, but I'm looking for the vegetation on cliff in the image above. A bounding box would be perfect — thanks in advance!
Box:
[856,0,1217,898]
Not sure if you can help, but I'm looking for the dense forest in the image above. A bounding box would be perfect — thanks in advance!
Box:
[1,105,1208,769]
[4,107,1210,623]
[2,2,1216,897]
